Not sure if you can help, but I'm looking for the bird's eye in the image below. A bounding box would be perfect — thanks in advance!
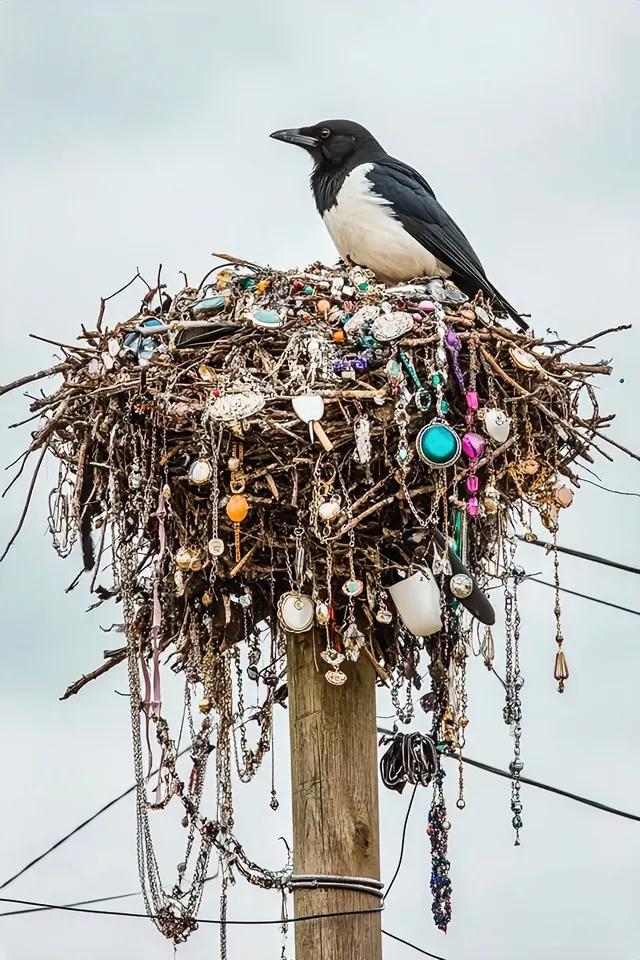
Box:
[319,128,331,140]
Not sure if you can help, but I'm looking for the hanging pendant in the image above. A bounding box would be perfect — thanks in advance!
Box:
[342,578,364,598]
[277,591,315,633]
[325,668,348,686]
[188,458,213,485]
[321,648,345,667]
[226,494,249,563]
[250,308,283,329]
[371,311,414,342]
[318,497,342,522]
[510,345,541,372]
[554,649,569,692]
[208,537,225,557]
[483,408,511,444]
[450,573,473,599]
[461,432,486,461]
[416,422,461,468]
[343,623,365,661]
[315,600,330,625]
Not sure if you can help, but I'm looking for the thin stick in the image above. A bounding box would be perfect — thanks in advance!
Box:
[552,324,632,359]
[29,334,94,354]
[0,445,48,562]
[61,650,127,700]
[0,362,69,398]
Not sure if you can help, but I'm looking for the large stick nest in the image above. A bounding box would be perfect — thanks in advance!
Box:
[3,256,631,693]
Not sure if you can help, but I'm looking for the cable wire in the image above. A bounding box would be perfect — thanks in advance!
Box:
[518,536,640,576]
[451,754,640,823]
[376,729,640,824]
[0,896,444,958]
[383,782,418,903]
[0,896,382,926]
[382,928,448,959]
[526,577,640,617]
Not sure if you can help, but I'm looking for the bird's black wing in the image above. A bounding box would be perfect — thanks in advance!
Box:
[366,158,527,329]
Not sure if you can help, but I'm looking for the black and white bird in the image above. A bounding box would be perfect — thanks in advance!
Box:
[270,119,527,330]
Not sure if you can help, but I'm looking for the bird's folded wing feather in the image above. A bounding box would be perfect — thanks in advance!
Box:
[365,158,526,328]
[366,158,489,283]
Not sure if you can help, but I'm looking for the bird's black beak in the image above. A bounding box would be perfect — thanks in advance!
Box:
[270,128,318,148]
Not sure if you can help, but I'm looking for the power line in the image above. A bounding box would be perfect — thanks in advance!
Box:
[527,577,640,617]
[518,536,640,577]
[6,719,640,897]
[0,895,444,958]
[0,889,143,918]
[383,929,448,959]
[0,895,382,925]
[383,783,418,903]
[454,755,640,823]
[578,477,640,499]
[378,730,640,825]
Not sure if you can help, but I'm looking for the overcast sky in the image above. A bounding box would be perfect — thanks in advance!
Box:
[1,1,639,958]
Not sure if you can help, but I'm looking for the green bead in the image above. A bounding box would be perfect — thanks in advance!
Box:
[304,285,313,295]
[440,399,449,414]
[431,373,441,386]
[239,277,256,290]
[358,281,369,291]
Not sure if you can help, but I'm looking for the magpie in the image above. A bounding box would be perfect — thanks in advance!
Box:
[270,119,527,330]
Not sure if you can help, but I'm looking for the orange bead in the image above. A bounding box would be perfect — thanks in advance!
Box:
[316,299,331,315]
[332,329,345,344]
[226,494,249,523]
[257,279,269,293]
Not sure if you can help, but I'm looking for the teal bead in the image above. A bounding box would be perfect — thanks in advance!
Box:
[416,423,461,467]
[359,334,379,349]
[304,285,314,295]
[431,373,441,386]
[239,277,256,290]
[440,399,449,414]
[358,281,369,291]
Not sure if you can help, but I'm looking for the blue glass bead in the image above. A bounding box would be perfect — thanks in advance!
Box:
[304,285,314,295]
[416,423,461,468]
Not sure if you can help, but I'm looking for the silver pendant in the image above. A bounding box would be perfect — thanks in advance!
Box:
[277,592,315,633]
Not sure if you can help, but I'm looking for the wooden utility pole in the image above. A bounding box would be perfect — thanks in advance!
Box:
[287,630,383,960]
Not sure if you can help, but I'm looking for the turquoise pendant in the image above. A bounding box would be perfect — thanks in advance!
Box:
[416,422,461,467]
[250,308,282,329]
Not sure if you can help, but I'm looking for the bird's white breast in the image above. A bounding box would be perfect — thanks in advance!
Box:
[322,164,451,283]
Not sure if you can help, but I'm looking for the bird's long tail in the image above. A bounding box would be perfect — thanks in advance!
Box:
[477,276,529,332]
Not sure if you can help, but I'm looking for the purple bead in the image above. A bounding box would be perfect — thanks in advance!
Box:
[461,431,486,461]
[419,299,436,313]
[466,390,479,411]
[467,496,479,516]
[466,474,479,493]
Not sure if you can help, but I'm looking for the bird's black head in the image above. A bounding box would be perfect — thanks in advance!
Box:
[270,119,383,168]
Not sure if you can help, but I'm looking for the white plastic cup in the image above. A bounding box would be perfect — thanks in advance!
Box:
[387,567,443,637]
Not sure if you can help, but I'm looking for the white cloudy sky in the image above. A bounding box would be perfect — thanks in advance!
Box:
[1,1,639,958]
